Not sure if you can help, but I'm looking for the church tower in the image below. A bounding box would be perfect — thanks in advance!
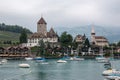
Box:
[91,25,95,44]
[37,17,47,36]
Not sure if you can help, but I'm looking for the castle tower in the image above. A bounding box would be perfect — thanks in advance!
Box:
[91,25,95,44]
[37,17,47,36]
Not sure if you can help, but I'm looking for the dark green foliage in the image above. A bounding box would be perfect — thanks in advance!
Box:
[83,38,90,47]
[60,31,73,47]
[3,41,12,44]
[19,29,27,43]
[0,23,32,33]
[117,41,120,47]
[37,39,45,56]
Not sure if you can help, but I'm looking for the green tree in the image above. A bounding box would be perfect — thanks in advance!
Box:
[117,41,120,47]
[37,39,45,56]
[19,29,27,43]
[60,31,73,47]
[83,38,90,47]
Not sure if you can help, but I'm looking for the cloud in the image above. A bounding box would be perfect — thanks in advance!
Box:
[0,0,120,32]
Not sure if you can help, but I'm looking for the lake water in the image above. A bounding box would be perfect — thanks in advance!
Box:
[0,59,120,80]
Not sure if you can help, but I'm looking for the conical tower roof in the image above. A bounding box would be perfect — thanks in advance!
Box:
[49,27,55,34]
[37,17,47,24]
[91,25,95,34]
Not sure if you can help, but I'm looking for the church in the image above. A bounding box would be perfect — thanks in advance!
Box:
[91,26,109,47]
[27,17,58,47]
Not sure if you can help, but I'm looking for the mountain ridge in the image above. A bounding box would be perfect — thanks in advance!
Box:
[54,25,120,43]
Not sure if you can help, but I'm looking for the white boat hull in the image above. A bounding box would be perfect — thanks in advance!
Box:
[57,60,67,63]
[25,57,33,60]
[19,63,30,68]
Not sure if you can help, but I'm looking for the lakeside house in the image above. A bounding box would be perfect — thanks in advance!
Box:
[0,46,30,59]
[75,34,86,43]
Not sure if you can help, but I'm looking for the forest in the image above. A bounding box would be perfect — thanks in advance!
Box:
[0,23,32,33]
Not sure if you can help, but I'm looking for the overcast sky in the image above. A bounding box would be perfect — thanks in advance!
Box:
[0,0,120,32]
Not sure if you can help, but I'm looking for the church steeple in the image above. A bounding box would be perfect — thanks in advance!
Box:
[91,25,95,35]
[91,25,95,44]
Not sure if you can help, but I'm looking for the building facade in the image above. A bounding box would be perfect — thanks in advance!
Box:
[75,34,86,43]
[91,26,109,47]
[27,17,58,47]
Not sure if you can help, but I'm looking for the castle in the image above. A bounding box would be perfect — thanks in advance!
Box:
[27,17,109,47]
[27,17,58,47]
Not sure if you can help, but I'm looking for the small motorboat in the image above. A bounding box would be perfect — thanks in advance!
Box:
[105,75,120,80]
[34,57,46,62]
[25,57,33,61]
[104,62,111,70]
[102,69,120,76]
[97,59,109,63]
[0,62,2,65]
[73,57,84,61]
[1,59,7,63]
[57,60,67,63]
[19,63,30,68]
[67,57,84,61]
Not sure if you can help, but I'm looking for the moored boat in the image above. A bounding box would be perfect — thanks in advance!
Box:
[34,57,46,62]
[73,57,84,61]
[19,63,30,68]
[1,59,7,63]
[57,59,67,63]
[25,57,33,60]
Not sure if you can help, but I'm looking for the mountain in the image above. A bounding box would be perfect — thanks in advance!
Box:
[54,25,120,43]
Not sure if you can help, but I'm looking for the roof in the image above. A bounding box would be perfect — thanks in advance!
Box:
[94,36,108,43]
[37,17,47,24]
[95,36,106,39]
[28,28,58,39]
[75,34,86,40]
[28,33,47,39]
[76,34,82,38]
[47,28,58,38]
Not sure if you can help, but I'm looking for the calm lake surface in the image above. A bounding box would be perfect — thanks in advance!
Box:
[0,59,120,80]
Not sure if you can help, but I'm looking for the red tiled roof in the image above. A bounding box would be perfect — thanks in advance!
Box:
[37,17,47,24]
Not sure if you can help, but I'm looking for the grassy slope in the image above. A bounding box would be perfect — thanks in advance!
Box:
[0,31,20,42]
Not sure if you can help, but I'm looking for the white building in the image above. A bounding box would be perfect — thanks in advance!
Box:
[27,17,58,47]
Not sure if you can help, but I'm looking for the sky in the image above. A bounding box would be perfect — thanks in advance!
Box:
[0,0,120,32]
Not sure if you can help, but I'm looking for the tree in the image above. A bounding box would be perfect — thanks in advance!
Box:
[37,39,45,56]
[83,38,90,47]
[19,29,27,43]
[117,41,120,47]
[60,31,73,47]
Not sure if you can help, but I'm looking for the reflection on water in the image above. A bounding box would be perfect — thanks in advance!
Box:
[0,59,120,80]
